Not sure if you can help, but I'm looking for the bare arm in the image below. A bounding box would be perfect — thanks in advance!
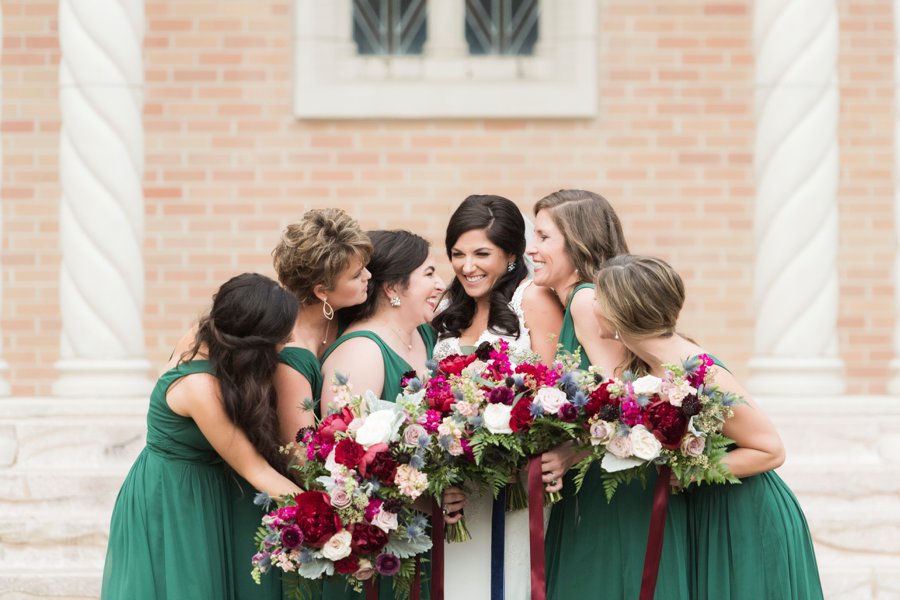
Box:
[570,288,625,377]
[320,337,385,414]
[521,282,564,365]
[274,362,317,445]
[167,374,302,497]
[713,366,785,478]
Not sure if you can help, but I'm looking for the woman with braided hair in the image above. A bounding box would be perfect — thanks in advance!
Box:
[101,273,303,600]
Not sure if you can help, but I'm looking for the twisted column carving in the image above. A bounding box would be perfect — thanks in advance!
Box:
[0,2,9,396]
[54,0,151,396]
[748,0,845,395]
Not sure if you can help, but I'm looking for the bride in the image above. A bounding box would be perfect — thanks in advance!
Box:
[431,195,563,599]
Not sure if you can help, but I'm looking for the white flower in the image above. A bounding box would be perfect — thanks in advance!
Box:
[330,488,352,509]
[662,380,695,407]
[371,508,399,533]
[680,434,706,457]
[632,375,662,396]
[629,425,662,461]
[607,434,633,459]
[402,423,427,447]
[355,409,403,447]
[320,530,353,561]
[483,403,513,434]
[534,387,568,415]
[347,418,365,436]
[589,420,614,446]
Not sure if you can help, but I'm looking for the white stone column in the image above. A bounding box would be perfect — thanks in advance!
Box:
[54,0,152,397]
[747,0,845,396]
[0,1,9,397]
[424,0,467,57]
[890,0,900,394]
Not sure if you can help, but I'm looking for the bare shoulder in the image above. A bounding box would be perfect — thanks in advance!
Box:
[166,370,220,414]
[569,286,598,320]
[521,281,563,313]
[323,335,381,366]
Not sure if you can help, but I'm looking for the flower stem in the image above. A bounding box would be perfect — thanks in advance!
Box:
[544,490,563,506]
[505,480,528,512]
[445,517,471,543]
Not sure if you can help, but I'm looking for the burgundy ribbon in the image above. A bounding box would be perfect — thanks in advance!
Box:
[365,579,377,600]
[527,456,547,600]
[411,557,421,600]
[431,500,445,600]
[639,465,672,600]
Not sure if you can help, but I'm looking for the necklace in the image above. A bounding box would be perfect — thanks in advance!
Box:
[388,326,413,351]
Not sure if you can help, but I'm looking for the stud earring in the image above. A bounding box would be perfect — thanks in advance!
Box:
[614,330,620,340]
[507,261,515,272]
[390,296,401,307]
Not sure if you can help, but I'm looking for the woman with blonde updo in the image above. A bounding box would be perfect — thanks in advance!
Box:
[271,208,373,443]
[594,255,822,599]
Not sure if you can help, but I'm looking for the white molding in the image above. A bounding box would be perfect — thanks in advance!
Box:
[292,0,598,119]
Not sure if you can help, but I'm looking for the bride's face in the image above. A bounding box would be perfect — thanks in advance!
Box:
[450,229,513,301]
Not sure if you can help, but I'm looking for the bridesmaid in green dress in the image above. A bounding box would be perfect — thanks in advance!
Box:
[319,230,462,600]
[528,190,691,599]
[593,255,823,599]
[101,273,303,600]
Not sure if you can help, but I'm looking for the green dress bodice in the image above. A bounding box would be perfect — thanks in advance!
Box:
[557,283,593,370]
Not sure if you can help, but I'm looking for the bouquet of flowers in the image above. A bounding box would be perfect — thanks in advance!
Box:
[251,379,432,599]
[573,354,742,501]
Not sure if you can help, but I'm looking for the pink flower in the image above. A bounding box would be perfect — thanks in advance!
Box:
[680,434,706,457]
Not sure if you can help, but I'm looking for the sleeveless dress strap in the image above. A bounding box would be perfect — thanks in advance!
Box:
[278,346,324,400]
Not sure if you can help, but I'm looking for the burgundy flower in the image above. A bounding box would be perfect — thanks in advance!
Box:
[646,401,688,449]
[474,342,493,361]
[364,499,383,521]
[375,553,401,576]
[584,381,614,417]
[400,370,418,387]
[334,438,365,469]
[280,526,304,549]
[425,375,456,413]
[318,408,355,444]
[438,353,477,376]
[509,398,535,433]
[367,451,398,485]
[335,555,360,575]
[293,491,341,548]
[487,386,515,405]
[558,402,578,422]
[351,521,389,554]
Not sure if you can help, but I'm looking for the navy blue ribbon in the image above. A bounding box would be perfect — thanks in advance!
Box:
[490,487,507,600]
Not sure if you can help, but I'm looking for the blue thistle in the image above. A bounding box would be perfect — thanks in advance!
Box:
[513,375,525,387]
[570,391,587,408]
[438,435,453,451]
[406,377,423,392]
[529,402,545,417]
[298,549,314,563]
[425,359,439,371]
[410,452,425,469]
[253,491,274,510]
[417,434,431,448]
[469,415,484,428]
[334,371,350,386]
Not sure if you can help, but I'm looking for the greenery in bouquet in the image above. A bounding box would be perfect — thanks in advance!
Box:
[573,354,743,502]
[251,378,432,599]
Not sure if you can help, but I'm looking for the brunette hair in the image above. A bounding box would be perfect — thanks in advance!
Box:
[272,208,373,305]
[340,230,430,323]
[594,255,685,375]
[184,273,298,472]
[534,189,629,284]
[432,194,528,340]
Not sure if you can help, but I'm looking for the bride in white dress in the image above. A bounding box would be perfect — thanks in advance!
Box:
[431,195,562,600]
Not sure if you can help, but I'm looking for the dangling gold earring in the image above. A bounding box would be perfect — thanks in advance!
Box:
[322,298,334,321]
[614,330,619,340]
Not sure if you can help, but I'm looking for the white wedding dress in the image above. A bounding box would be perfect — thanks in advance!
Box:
[434,280,546,600]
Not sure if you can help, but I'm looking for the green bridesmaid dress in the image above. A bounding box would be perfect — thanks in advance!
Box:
[102,361,239,600]
[687,358,823,599]
[544,284,691,599]
[319,324,436,600]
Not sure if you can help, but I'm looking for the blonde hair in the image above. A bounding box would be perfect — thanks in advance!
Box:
[595,255,685,374]
[272,209,372,306]
[534,189,629,284]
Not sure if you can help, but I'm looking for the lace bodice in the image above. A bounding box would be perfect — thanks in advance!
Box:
[433,279,535,362]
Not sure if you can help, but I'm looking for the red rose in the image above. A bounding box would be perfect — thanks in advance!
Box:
[334,438,365,469]
[351,521,389,554]
[645,401,688,449]
[438,353,477,376]
[584,381,615,417]
[293,491,341,548]
[367,451,398,485]
[319,408,355,444]
[335,555,360,574]
[510,398,535,433]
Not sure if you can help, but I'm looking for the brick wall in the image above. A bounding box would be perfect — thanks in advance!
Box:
[0,0,894,395]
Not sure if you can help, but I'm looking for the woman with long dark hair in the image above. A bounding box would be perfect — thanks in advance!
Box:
[101,273,303,600]
[431,194,562,599]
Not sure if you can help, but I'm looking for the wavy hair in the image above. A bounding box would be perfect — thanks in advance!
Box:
[534,189,629,285]
[183,273,298,473]
[432,194,528,340]
[272,208,373,305]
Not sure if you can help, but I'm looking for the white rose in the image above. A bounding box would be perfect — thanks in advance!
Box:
[402,423,427,447]
[371,508,399,533]
[632,375,662,396]
[629,425,662,461]
[589,420,614,446]
[535,387,568,415]
[606,434,633,459]
[347,417,365,436]
[330,488,352,509]
[483,403,513,434]
[355,409,403,447]
[320,530,353,561]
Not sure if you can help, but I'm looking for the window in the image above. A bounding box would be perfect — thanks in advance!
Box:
[294,0,598,119]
